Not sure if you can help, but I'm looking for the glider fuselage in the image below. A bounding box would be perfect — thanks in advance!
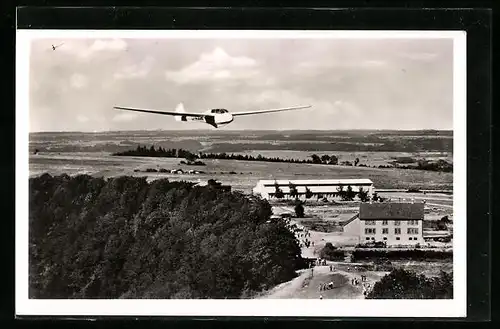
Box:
[180,109,234,127]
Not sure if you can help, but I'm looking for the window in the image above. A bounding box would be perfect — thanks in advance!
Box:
[394,228,401,235]
[365,220,376,226]
[382,220,388,225]
[382,228,389,234]
[383,237,387,240]
[365,228,376,234]
[394,220,401,226]
[366,237,370,240]
[409,237,413,241]
[396,237,400,241]
[407,228,419,234]
[371,237,375,240]
[407,220,419,225]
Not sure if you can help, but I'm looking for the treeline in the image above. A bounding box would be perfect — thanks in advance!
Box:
[113,145,452,173]
[385,158,453,173]
[317,246,453,262]
[351,249,453,262]
[29,174,303,299]
[113,145,199,161]
[272,182,373,202]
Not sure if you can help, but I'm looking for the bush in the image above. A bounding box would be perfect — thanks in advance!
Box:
[294,202,305,218]
[358,187,370,202]
[305,187,313,199]
[319,243,345,261]
[29,174,303,299]
[366,269,453,299]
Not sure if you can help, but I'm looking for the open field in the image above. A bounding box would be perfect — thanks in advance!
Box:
[29,130,453,191]
[30,151,453,192]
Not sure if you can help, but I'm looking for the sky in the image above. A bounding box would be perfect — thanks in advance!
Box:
[28,36,454,132]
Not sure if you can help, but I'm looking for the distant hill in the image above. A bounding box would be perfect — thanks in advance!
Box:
[29,139,204,154]
[29,130,453,154]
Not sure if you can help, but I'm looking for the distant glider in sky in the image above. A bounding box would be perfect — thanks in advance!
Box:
[113,103,312,128]
[51,43,64,51]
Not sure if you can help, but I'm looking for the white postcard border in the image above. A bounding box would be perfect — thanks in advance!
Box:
[16,29,467,318]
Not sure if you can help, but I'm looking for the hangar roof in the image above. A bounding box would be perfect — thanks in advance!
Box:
[359,202,424,220]
[258,179,374,187]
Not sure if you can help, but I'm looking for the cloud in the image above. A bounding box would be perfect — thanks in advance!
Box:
[77,115,89,123]
[399,52,438,61]
[114,56,155,79]
[112,112,138,122]
[59,38,128,60]
[165,47,259,84]
[70,73,88,89]
[297,59,387,70]
[89,39,128,53]
[360,60,386,67]
[227,88,367,130]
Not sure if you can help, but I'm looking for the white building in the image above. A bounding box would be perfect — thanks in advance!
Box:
[252,178,374,200]
[343,202,425,246]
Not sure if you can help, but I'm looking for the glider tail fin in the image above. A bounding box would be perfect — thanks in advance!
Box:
[174,103,186,122]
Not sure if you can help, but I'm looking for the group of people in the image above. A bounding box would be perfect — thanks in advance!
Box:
[350,274,367,286]
[318,281,336,291]
[349,275,372,297]
[362,283,372,297]
[316,258,327,266]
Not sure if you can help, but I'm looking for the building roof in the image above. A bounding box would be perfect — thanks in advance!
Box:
[340,213,360,226]
[258,179,374,186]
[359,202,424,220]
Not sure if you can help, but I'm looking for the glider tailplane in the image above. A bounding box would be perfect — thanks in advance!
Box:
[175,103,186,122]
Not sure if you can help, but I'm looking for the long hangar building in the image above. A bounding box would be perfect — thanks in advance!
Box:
[252,178,374,200]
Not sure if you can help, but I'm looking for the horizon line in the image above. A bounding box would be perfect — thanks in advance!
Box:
[29,128,454,134]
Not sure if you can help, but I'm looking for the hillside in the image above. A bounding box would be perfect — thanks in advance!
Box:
[29,174,303,299]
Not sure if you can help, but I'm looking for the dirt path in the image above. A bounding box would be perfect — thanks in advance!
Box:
[259,263,386,299]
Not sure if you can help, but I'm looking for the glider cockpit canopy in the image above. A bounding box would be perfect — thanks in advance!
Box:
[210,109,229,114]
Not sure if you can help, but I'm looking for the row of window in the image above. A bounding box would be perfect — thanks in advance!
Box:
[365,237,419,241]
[364,220,419,226]
[364,228,419,235]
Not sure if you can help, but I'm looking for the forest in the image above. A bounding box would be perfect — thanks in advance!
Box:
[29,174,303,299]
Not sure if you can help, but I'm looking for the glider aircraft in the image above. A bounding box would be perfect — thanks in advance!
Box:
[113,103,312,128]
